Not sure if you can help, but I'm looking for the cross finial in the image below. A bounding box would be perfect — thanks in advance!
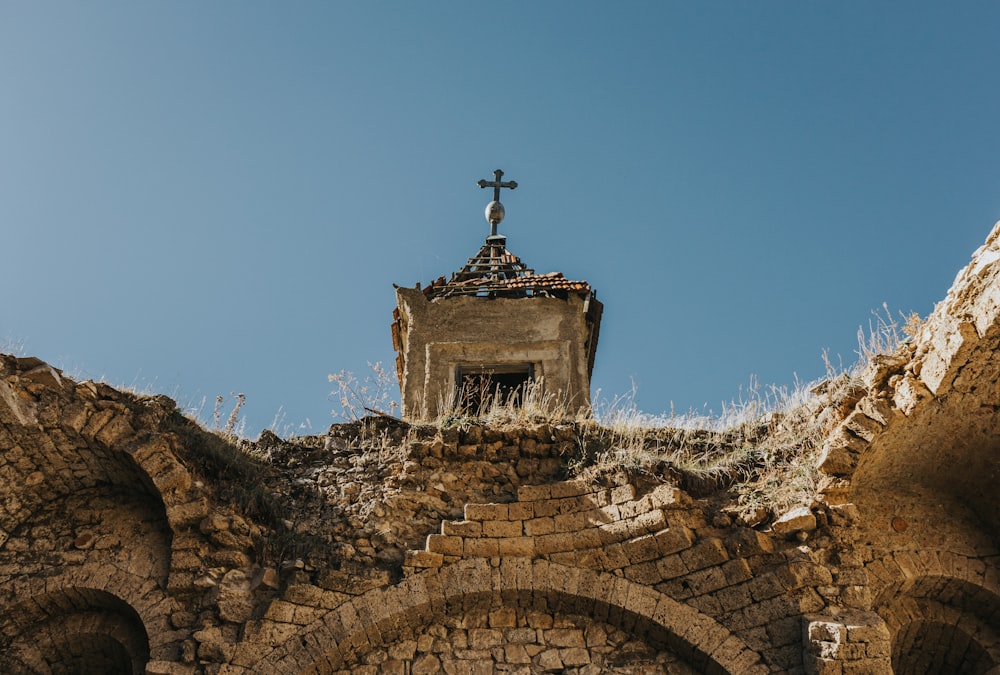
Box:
[477,169,518,202]
[477,169,518,236]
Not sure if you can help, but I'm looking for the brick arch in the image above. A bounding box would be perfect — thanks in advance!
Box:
[115,433,208,531]
[881,596,1000,673]
[250,559,766,674]
[0,373,205,547]
[0,587,151,674]
[0,564,176,661]
[0,426,209,586]
[868,555,1000,675]
[867,551,1000,611]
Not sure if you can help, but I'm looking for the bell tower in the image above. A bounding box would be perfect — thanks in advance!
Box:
[391,169,603,420]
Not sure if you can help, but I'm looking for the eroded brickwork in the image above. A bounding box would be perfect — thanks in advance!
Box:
[3,223,1000,674]
[338,610,697,674]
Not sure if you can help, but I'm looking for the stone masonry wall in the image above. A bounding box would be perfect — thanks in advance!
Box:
[4,223,1000,674]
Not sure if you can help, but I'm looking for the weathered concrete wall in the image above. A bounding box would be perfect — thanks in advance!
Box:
[3,223,1000,674]
[395,287,596,420]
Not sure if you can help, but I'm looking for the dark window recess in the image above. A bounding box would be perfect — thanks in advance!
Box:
[456,364,534,413]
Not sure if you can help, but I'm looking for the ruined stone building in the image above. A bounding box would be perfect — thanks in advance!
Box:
[392,170,602,420]
[1,182,1000,674]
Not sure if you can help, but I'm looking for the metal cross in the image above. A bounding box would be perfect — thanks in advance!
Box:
[477,169,517,202]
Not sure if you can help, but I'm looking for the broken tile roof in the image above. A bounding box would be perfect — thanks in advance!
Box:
[422,236,593,299]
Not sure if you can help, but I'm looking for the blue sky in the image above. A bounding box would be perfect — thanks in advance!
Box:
[4,3,999,435]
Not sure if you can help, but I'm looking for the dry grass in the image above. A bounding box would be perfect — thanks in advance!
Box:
[329,361,400,421]
[316,303,922,525]
[571,305,921,524]
[440,376,583,428]
[575,373,849,523]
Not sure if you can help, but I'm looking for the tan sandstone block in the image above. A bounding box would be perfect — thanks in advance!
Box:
[628,508,667,536]
[517,484,551,501]
[553,511,587,533]
[498,537,534,557]
[524,516,554,537]
[622,533,660,564]
[610,484,636,504]
[560,647,590,666]
[544,628,585,648]
[426,534,463,556]
[465,503,507,521]
[655,526,695,555]
[681,539,729,571]
[442,520,482,537]
[405,550,444,568]
[550,480,593,499]
[535,532,575,554]
[463,538,499,557]
[483,520,522,538]
[507,501,534,520]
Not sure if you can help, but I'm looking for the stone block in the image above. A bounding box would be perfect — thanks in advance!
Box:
[654,526,695,555]
[505,644,532,663]
[684,565,728,597]
[716,583,753,613]
[919,319,977,395]
[592,503,620,523]
[726,528,775,556]
[680,539,728,572]
[536,648,563,670]
[597,519,631,544]
[560,647,591,666]
[843,659,891,675]
[95,414,135,448]
[623,561,662,585]
[525,610,553,629]
[463,537,499,558]
[535,532,575,555]
[610,484,636,504]
[647,484,685,508]
[617,495,652,519]
[524,516,554,537]
[531,498,561,518]
[807,620,845,647]
[656,553,687,580]
[411,654,441,674]
[772,507,818,538]
[748,573,786,602]
[146,661,197,675]
[264,600,298,623]
[842,409,883,442]
[405,550,444,568]
[622,533,660,564]
[507,501,534,520]
[389,640,418,661]
[628,508,667,536]
[550,480,592,499]
[721,559,753,584]
[380,660,405,675]
[543,628,585,648]
[779,561,833,590]
[818,428,865,476]
[443,520,482,537]
[485,607,515,628]
[468,628,502,649]
[598,543,630,570]
[465,503,507,521]
[553,511,586,533]
[427,534,463,557]
[483,520,522,538]
[497,537,534,557]
[573,527,602,549]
